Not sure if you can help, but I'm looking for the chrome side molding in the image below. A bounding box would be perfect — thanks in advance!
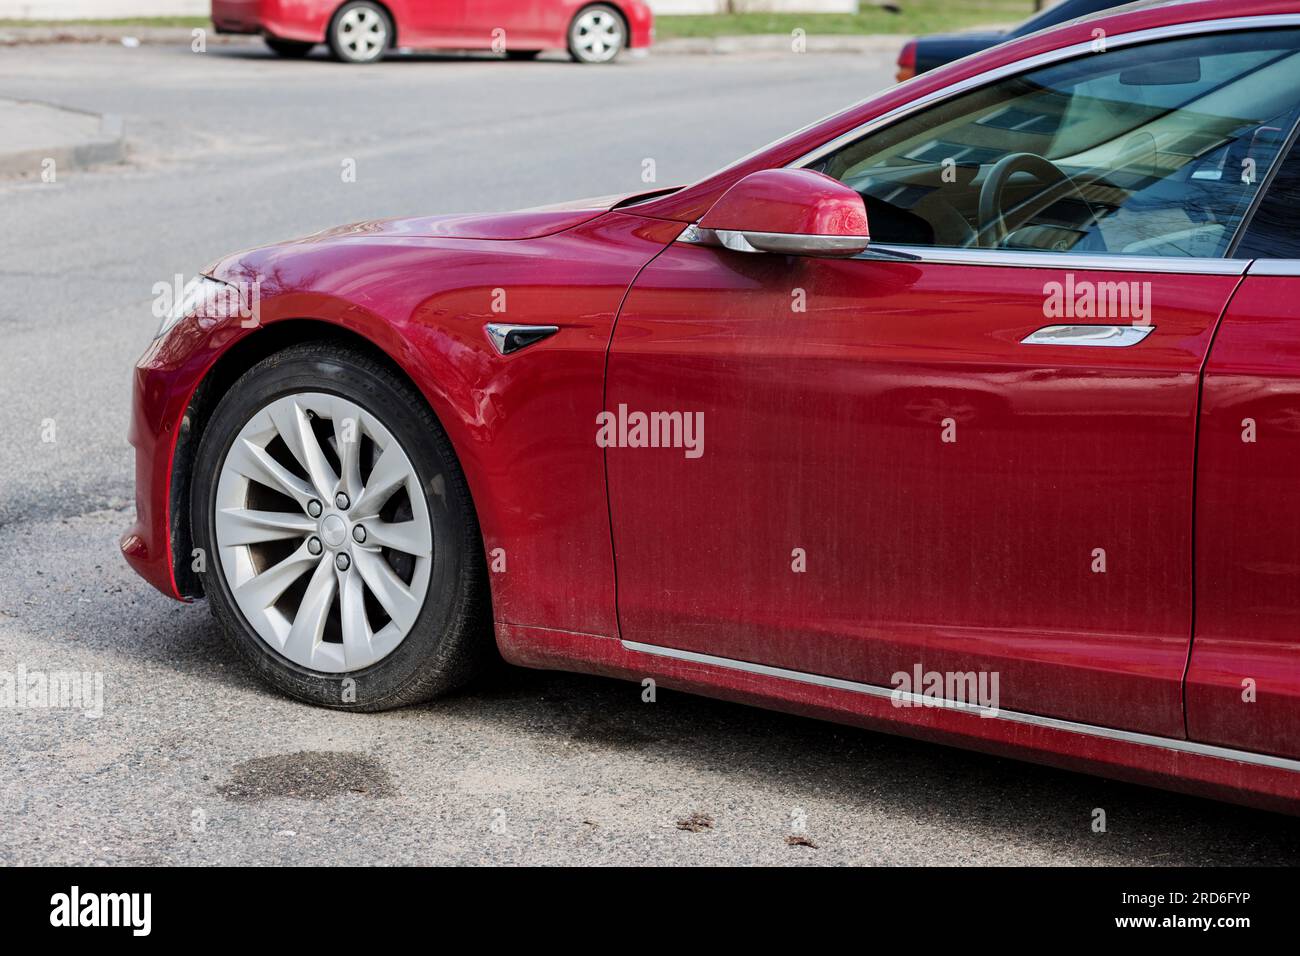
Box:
[620,639,1300,774]
[1021,324,1156,347]
[859,245,1249,275]
[485,323,560,355]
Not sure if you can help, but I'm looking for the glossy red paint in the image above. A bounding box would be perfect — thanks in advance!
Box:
[698,169,869,239]
[210,0,654,52]
[122,203,686,644]
[607,248,1238,739]
[1190,274,1300,761]
[125,0,1300,813]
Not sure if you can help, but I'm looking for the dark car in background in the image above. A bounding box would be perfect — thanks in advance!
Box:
[896,0,1131,81]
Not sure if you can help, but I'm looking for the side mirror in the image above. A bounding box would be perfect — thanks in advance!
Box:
[696,168,870,258]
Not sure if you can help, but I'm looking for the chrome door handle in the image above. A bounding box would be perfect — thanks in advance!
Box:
[1020,324,1155,347]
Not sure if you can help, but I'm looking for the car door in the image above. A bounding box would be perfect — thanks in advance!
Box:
[606,27,1300,737]
[399,0,468,45]
[455,0,546,48]
[1188,137,1300,760]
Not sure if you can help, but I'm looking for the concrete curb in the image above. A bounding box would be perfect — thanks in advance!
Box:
[657,33,905,55]
[0,99,127,179]
[0,24,246,45]
[0,23,906,54]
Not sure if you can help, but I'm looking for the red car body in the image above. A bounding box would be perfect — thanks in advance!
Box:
[128,0,1300,813]
[211,0,654,53]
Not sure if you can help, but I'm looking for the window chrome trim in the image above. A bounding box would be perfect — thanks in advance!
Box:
[1247,259,1300,276]
[621,639,1300,774]
[789,15,1300,171]
[858,244,1250,274]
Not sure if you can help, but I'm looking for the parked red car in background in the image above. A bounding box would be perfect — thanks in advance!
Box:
[211,0,653,63]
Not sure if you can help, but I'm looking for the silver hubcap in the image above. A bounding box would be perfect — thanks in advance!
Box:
[215,392,433,673]
[338,6,387,60]
[573,9,623,62]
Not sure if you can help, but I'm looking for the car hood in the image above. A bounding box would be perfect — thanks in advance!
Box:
[204,190,674,283]
[300,192,636,243]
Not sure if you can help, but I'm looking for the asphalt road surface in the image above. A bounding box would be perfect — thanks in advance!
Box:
[1,40,1298,866]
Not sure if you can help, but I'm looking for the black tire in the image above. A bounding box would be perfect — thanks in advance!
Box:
[265,37,315,58]
[191,342,490,711]
[505,49,542,60]
[567,3,626,64]
[327,0,393,64]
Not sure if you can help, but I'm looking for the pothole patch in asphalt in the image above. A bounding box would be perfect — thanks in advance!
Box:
[218,750,395,802]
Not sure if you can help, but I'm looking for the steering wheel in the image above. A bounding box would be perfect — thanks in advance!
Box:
[977,152,1092,249]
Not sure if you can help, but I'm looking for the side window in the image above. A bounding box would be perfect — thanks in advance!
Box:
[809,30,1300,258]
[1235,134,1300,258]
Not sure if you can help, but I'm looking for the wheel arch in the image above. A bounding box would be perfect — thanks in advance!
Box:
[169,317,478,599]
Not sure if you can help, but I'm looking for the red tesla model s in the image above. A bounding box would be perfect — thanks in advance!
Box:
[211,0,653,63]
[127,0,1300,813]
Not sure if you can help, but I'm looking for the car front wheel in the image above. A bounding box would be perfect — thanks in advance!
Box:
[191,343,489,710]
[568,4,626,64]
[328,0,392,64]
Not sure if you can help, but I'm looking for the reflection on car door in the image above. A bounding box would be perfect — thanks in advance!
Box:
[604,25,1300,738]
[605,248,1238,736]
[1190,265,1300,759]
[1188,139,1300,760]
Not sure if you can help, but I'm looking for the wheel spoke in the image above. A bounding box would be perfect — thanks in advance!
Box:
[338,568,372,667]
[334,408,364,501]
[353,443,409,518]
[235,542,318,612]
[364,519,431,558]
[227,438,316,508]
[282,557,337,664]
[217,508,316,546]
[354,549,422,632]
[269,400,338,500]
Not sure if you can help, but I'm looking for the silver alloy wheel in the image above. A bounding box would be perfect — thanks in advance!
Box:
[214,392,433,673]
[337,6,388,61]
[572,8,624,63]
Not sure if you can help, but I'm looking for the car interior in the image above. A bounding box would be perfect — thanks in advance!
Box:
[813,30,1300,258]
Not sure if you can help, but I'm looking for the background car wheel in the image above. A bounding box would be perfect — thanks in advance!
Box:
[328,1,392,64]
[264,37,315,58]
[191,342,490,710]
[505,49,542,60]
[567,4,626,64]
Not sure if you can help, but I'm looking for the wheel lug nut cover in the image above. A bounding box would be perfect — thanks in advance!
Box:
[307,500,322,517]
[335,492,350,510]
[335,553,351,571]
[352,525,366,543]
[307,537,322,555]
